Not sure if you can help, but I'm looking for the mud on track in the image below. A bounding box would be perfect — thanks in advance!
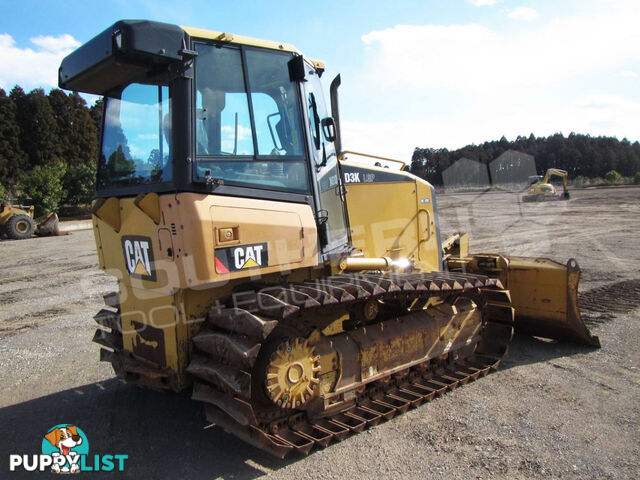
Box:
[0,186,638,479]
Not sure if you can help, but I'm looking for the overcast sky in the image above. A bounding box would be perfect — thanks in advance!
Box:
[0,0,637,160]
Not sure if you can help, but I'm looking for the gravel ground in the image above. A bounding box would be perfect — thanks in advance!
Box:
[0,186,638,479]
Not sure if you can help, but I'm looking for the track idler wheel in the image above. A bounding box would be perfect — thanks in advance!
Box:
[265,338,321,409]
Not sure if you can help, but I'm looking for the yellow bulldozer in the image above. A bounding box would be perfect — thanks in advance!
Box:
[522,168,570,202]
[60,20,599,457]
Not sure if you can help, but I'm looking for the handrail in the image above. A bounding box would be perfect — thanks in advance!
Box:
[337,150,407,170]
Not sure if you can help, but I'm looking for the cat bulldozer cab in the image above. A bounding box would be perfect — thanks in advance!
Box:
[59,20,598,457]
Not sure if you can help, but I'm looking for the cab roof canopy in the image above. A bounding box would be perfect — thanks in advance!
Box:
[58,19,303,96]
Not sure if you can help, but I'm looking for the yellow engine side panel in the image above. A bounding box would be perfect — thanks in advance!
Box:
[341,163,441,272]
[92,192,319,375]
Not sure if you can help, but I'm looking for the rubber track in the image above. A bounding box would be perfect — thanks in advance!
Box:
[186,271,515,457]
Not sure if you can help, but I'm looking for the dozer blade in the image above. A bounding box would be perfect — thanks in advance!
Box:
[35,212,61,236]
[504,257,600,347]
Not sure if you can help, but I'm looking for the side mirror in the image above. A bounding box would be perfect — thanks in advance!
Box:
[321,117,336,142]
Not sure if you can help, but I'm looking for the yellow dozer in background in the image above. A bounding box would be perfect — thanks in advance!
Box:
[523,168,570,202]
[60,20,599,457]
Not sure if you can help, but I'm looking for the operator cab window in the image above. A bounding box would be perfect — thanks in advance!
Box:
[194,43,309,194]
[98,84,172,189]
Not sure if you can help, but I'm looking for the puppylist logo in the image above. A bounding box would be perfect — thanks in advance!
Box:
[9,424,128,474]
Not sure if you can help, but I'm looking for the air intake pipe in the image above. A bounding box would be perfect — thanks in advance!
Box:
[330,74,342,154]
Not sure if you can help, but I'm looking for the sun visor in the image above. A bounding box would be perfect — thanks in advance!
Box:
[58,20,187,95]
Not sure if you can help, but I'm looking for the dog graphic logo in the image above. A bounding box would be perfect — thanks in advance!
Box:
[42,425,89,474]
[9,424,128,473]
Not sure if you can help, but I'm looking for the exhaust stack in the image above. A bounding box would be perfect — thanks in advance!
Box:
[330,74,342,154]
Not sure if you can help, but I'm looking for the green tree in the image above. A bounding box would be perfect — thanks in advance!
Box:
[12,88,59,170]
[63,163,96,205]
[604,170,621,184]
[412,133,640,186]
[9,85,26,108]
[635,172,640,185]
[106,145,135,177]
[48,89,98,166]
[0,88,26,184]
[19,161,67,215]
[89,98,103,136]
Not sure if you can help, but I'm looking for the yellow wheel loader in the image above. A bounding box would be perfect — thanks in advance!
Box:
[0,204,60,239]
[60,20,599,457]
[523,168,570,202]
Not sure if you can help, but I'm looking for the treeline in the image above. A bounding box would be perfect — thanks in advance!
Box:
[2,86,640,212]
[0,86,102,213]
[410,133,640,186]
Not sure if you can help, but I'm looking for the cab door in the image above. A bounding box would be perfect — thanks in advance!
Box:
[303,66,350,254]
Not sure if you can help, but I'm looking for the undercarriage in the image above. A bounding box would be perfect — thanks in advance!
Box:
[95,271,514,457]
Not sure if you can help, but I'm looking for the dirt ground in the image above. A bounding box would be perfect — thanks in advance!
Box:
[0,186,638,479]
